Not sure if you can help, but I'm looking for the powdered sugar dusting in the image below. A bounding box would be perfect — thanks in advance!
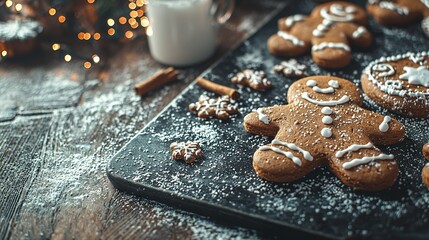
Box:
[108,1,429,239]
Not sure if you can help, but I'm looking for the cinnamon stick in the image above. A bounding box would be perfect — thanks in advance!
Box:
[134,67,179,96]
[196,77,240,100]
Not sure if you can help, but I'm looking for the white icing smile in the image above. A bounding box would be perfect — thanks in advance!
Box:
[301,92,350,106]
[306,79,339,94]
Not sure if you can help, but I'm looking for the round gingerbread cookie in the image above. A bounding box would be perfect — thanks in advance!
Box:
[267,1,372,68]
[0,20,43,58]
[362,51,429,118]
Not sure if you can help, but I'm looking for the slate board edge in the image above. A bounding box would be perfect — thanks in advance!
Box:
[107,169,336,239]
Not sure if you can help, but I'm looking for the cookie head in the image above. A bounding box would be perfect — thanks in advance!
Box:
[312,2,368,25]
[287,76,363,106]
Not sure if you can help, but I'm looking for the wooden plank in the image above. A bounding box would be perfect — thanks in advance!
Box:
[0,115,52,239]
[0,59,90,122]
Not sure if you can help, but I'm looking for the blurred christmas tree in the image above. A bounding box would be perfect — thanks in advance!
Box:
[0,0,150,68]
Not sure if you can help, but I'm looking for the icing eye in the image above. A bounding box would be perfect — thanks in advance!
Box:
[328,80,339,88]
[345,6,356,13]
[306,79,317,87]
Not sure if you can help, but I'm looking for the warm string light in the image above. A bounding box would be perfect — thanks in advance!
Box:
[52,43,61,51]
[42,0,150,69]
[15,3,22,11]
[84,61,91,69]
[92,54,100,63]
[107,19,115,26]
[5,0,12,8]
[125,31,133,39]
[64,54,72,62]
[93,33,101,40]
[49,8,56,16]
[1,51,7,57]
[58,15,66,23]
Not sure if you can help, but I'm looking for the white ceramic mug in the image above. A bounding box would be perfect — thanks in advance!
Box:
[147,0,234,67]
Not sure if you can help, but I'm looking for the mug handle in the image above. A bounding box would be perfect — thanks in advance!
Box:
[211,0,235,25]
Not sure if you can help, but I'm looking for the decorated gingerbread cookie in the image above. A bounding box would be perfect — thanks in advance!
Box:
[422,143,429,188]
[362,51,429,118]
[189,95,238,120]
[244,76,405,191]
[273,59,307,78]
[0,20,43,58]
[231,69,272,91]
[367,0,429,28]
[170,141,203,163]
[267,1,372,68]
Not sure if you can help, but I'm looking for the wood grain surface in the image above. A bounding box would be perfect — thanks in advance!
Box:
[0,1,283,239]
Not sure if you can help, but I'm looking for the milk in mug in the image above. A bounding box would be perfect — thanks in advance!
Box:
[147,0,218,66]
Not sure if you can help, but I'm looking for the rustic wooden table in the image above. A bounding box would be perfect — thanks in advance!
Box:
[0,1,284,239]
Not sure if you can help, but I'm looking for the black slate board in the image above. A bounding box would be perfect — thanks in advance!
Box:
[107,1,429,239]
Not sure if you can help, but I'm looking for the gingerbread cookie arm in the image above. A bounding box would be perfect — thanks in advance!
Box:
[267,18,317,57]
[358,109,405,146]
[337,22,372,48]
[243,105,288,137]
[278,15,309,31]
[328,136,399,191]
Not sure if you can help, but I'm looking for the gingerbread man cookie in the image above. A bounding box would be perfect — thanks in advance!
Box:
[422,143,429,187]
[367,0,429,28]
[244,76,405,191]
[362,51,429,118]
[267,1,372,68]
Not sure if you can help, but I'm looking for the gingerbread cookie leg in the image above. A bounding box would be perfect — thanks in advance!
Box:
[329,139,398,191]
[328,108,404,191]
[253,139,319,183]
